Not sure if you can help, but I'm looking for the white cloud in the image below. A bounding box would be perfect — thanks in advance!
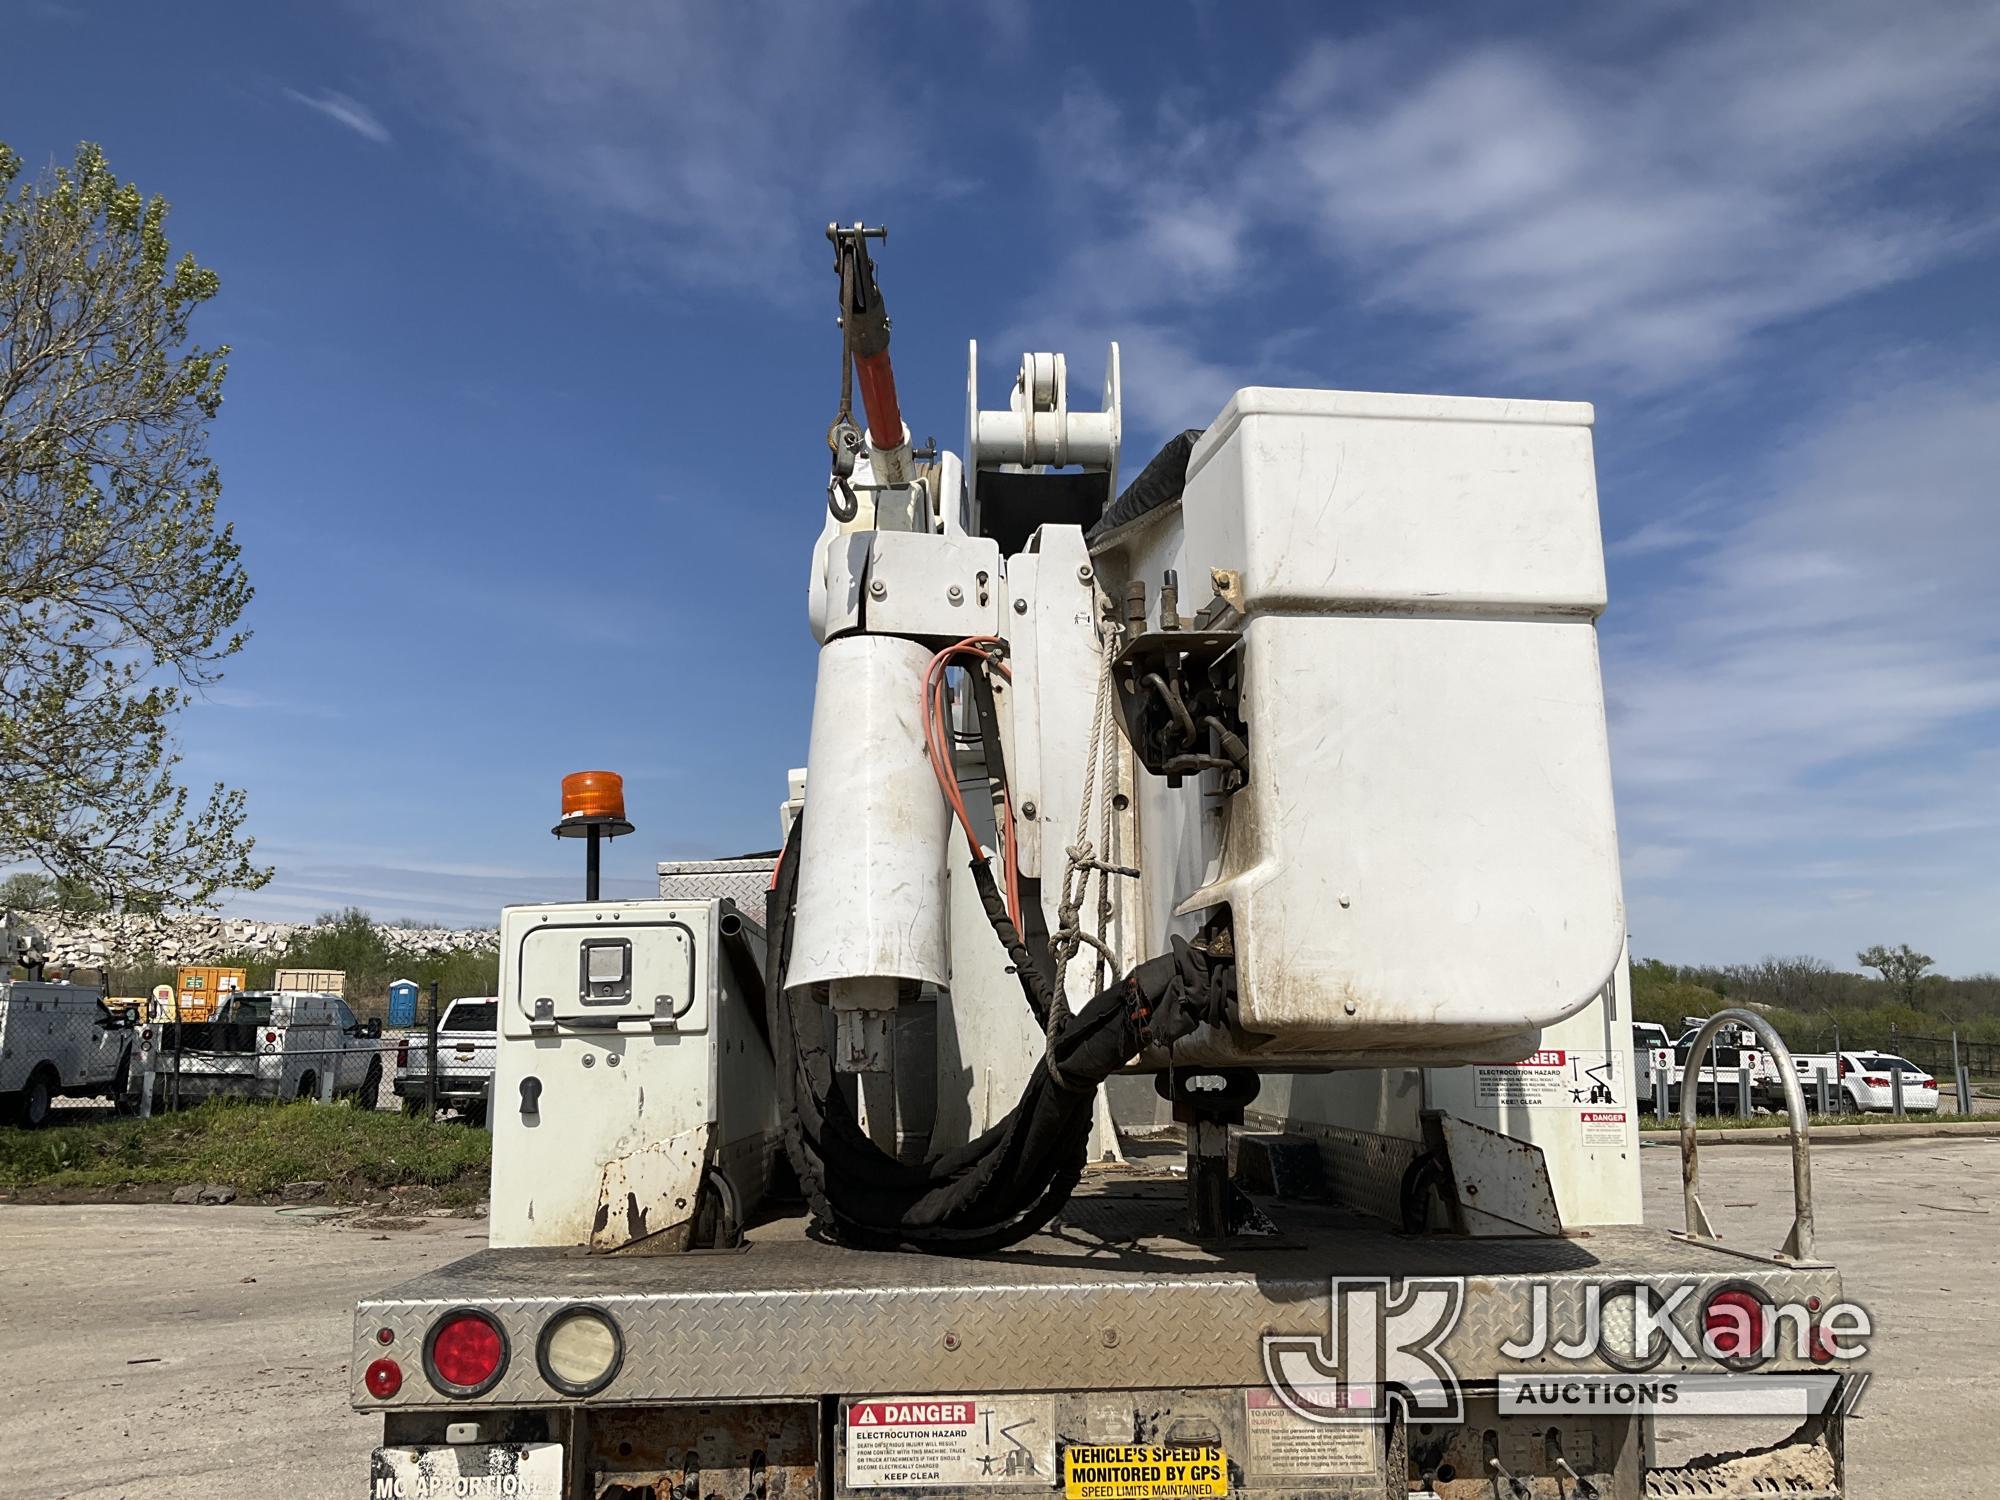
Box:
[1606,373,2000,968]
[356,0,922,292]
[195,686,345,719]
[284,87,393,146]
[1040,4,2000,391]
[225,861,649,925]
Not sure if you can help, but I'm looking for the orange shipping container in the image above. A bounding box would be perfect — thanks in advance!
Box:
[172,965,247,1022]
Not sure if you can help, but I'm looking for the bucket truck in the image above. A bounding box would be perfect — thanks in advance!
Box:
[353,227,1859,1499]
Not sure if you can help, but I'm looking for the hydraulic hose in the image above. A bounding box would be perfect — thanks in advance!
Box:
[1087,428,1204,542]
[767,820,1231,1254]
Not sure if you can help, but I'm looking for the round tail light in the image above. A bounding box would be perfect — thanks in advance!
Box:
[424,1309,509,1396]
[1596,1283,1669,1372]
[1702,1287,1769,1369]
[537,1306,625,1396]
[364,1358,403,1398]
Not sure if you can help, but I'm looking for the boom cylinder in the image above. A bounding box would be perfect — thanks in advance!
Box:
[787,635,949,995]
[854,349,910,483]
[831,222,913,486]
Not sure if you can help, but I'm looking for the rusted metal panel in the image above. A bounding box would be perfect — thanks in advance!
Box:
[591,1124,711,1253]
[586,1402,818,1500]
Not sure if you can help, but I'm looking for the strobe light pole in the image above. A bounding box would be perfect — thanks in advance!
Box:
[553,770,635,901]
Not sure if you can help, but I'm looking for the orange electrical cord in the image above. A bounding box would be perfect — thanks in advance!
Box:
[922,636,1020,927]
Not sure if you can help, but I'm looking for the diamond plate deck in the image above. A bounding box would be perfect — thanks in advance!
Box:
[657,857,777,911]
[355,1175,1843,1411]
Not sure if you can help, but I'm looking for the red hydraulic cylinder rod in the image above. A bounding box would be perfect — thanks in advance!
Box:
[854,349,904,453]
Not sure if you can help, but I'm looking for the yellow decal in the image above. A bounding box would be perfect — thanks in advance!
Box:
[1063,1445,1228,1500]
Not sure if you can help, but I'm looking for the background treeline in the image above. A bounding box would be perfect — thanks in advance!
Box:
[1631,954,2000,1055]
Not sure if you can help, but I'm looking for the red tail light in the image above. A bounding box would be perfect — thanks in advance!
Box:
[1702,1288,1769,1367]
[397,1038,410,1067]
[1863,1075,1889,1088]
[1920,1079,1937,1089]
[264,1030,277,1044]
[364,1358,403,1398]
[425,1310,508,1396]
[1837,1057,1850,1078]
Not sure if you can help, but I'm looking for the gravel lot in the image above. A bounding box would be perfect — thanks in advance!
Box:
[2,1136,1993,1497]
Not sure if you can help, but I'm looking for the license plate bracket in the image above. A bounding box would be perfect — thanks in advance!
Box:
[371,1441,564,1498]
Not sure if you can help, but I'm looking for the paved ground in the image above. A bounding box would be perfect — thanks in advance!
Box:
[1638,1132,2000,1490]
[2,1136,1995,1497]
[0,1203,485,1498]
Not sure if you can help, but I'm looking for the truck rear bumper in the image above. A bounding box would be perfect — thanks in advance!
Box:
[392,1076,491,1103]
[354,1181,1843,1410]
[356,1173,1855,1496]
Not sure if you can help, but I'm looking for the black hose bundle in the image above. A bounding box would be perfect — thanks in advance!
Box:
[1087,428,1204,542]
[767,814,1230,1254]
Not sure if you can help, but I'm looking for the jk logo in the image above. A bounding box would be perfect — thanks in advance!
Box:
[1262,1278,1466,1425]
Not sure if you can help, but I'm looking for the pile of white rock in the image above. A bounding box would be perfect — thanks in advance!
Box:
[13,910,500,967]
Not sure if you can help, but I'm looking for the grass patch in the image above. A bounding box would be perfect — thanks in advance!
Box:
[0,1099,491,1205]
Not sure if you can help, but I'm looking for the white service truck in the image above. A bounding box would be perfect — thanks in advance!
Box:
[145,989,383,1107]
[1,913,138,1127]
[351,232,1856,1499]
[0,979,138,1127]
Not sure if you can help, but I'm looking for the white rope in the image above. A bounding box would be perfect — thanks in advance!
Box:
[1051,603,1128,1023]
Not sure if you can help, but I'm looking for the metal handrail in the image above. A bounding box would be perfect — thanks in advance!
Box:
[1677,1008,1817,1263]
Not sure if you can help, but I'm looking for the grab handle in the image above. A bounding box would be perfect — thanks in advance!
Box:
[1678,1008,1815,1262]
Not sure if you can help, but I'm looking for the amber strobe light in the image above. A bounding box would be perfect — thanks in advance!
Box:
[552,769,635,901]
[560,770,627,823]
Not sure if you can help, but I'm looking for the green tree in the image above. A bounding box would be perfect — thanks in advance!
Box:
[52,874,107,914]
[0,870,56,909]
[0,142,268,911]
[1857,943,1934,1007]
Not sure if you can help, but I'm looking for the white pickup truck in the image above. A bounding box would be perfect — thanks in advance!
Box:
[1671,1019,1772,1111]
[1631,1019,1673,1106]
[0,979,139,1127]
[146,990,382,1106]
[392,995,497,1123]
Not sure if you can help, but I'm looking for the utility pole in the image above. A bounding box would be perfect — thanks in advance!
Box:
[426,979,441,1117]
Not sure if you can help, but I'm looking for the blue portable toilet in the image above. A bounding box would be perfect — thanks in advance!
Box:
[388,978,419,1029]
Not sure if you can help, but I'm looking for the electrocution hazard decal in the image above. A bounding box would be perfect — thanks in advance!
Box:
[1474,1049,1623,1110]
[845,1396,1055,1488]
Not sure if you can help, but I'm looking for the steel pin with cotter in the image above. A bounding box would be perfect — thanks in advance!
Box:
[1485,1455,1532,1500]
[1548,1439,1600,1500]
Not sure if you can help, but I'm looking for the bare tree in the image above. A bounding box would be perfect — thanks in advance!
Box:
[1728,954,1845,1011]
[1,142,269,910]
[1856,943,1934,1007]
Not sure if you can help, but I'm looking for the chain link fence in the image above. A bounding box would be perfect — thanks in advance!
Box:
[133,1024,494,1122]
[1884,1030,1998,1083]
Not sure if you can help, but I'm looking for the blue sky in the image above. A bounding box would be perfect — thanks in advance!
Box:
[6,2,1999,971]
